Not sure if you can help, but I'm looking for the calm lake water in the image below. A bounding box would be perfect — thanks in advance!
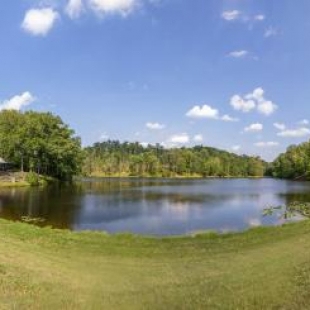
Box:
[0,178,309,235]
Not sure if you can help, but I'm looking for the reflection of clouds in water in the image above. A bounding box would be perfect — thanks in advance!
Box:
[1,178,309,234]
[221,227,240,233]
[247,218,262,227]
[164,201,191,221]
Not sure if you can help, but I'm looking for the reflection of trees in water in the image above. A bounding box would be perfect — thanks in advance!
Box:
[79,178,203,194]
[2,179,309,233]
[0,184,84,229]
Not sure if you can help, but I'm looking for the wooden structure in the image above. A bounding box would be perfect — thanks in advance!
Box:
[0,157,13,171]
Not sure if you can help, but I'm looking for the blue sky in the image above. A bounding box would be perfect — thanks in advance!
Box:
[1,0,310,161]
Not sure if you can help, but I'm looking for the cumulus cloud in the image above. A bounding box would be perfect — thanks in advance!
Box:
[246,87,264,102]
[89,0,138,16]
[146,122,165,130]
[274,123,286,131]
[277,127,310,138]
[298,119,309,126]
[186,105,238,123]
[244,123,263,133]
[193,134,203,143]
[168,133,190,144]
[230,95,256,113]
[221,10,241,21]
[186,105,219,119]
[231,87,277,116]
[254,141,279,147]
[66,0,84,19]
[228,50,248,58]
[257,100,277,115]
[0,92,36,111]
[22,8,59,36]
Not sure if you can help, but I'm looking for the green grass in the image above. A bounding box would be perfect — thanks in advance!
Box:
[1,219,310,309]
[0,181,30,188]
[0,173,57,188]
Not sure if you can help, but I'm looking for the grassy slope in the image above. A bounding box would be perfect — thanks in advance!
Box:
[1,220,310,309]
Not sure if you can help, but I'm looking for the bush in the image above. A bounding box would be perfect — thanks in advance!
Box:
[25,172,40,186]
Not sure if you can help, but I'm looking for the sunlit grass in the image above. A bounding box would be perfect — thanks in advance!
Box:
[0,219,310,309]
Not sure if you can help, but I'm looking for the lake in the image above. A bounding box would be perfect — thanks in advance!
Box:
[0,178,309,235]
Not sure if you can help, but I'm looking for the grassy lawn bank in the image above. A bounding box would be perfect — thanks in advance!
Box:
[1,220,310,309]
[0,172,57,188]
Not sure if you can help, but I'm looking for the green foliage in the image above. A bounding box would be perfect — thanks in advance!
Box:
[0,110,83,180]
[83,140,267,177]
[270,140,310,179]
[25,172,39,186]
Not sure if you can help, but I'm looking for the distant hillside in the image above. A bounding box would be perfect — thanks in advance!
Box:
[83,140,267,178]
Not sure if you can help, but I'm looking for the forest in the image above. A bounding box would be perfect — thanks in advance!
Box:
[83,140,267,177]
[2,110,310,180]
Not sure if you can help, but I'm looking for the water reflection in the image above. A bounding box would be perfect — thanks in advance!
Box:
[0,178,309,235]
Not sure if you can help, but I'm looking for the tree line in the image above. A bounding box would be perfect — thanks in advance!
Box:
[5,110,310,181]
[83,140,267,177]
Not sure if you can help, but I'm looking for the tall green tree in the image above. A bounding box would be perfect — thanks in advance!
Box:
[0,110,83,179]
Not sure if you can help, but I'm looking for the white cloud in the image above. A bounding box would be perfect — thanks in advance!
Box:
[244,123,263,132]
[230,95,256,113]
[186,105,219,119]
[277,127,310,138]
[89,0,137,16]
[66,0,84,19]
[228,50,248,58]
[254,14,265,21]
[0,92,36,111]
[246,87,265,102]
[221,114,239,122]
[146,122,165,130]
[100,132,109,140]
[168,133,190,144]
[254,141,279,147]
[231,145,241,152]
[22,8,59,36]
[274,123,286,131]
[193,134,203,143]
[231,88,277,116]
[298,119,309,126]
[257,100,278,116]
[140,142,149,148]
[264,27,278,38]
[222,10,241,21]
[222,11,265,23]
[248,218,261,227]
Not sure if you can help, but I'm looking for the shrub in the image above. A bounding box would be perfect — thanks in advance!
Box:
[25,172,39,186]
